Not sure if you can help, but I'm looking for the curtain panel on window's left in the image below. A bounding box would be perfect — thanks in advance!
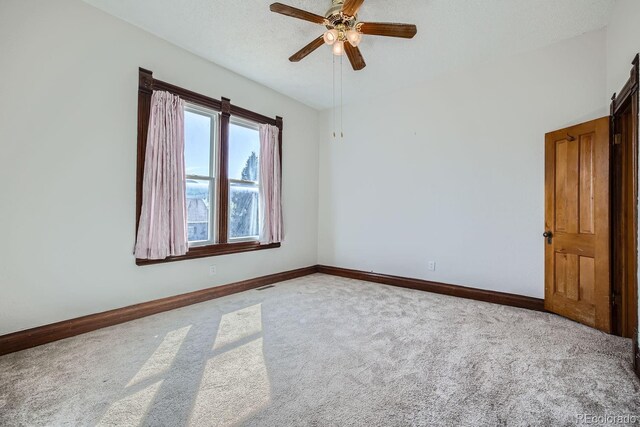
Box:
[134,91,188,260]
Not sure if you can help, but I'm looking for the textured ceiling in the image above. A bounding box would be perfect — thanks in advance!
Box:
[82,0,615,109]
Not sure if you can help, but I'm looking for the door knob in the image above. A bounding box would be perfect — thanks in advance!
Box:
[543,231,553,244]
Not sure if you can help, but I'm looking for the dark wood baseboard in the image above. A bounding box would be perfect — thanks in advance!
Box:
[317,265,545,312]
[0,264,545,357]
[0,265,318,356]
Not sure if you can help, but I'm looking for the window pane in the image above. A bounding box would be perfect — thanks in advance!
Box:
[186,179,211,242]
[184,109,212,177]
[229,183,259,239]
[229,122,260,181]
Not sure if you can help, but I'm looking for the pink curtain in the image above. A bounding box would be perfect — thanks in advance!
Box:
[259,124,283,244]
[134,91,188,260]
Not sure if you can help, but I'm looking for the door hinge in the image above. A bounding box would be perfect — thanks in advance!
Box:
[612,293,621,306]
[614,133,622,145]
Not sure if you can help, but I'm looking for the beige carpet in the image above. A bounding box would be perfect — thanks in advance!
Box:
[1,273,639,426]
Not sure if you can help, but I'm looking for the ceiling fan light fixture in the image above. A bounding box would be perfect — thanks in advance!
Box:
[269,1,417,71]
[346,29,362,47]
[323,29,339,45]
[332,40,345,56]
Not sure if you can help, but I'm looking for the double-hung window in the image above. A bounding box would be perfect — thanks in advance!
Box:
[184,104,219,246]
[228,118,261,241]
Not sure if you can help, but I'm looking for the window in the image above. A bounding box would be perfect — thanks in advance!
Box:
[229,119,260,241]
[184,106,264,244]
[184,108,264,244]
[184,105,218,245]
[135,68,283,265]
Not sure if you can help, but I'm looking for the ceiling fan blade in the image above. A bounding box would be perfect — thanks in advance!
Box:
[344,43,366,71]
[289,35,325,62]
[270,3,326,25]
[341,0,365,17]
[358,22,417,39]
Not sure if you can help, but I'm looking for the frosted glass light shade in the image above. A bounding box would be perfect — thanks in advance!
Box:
[323,29,339,45]
[332,40,345,56]
[346,29,362,47]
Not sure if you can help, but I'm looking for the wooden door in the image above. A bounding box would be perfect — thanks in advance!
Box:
[544,117,611,332]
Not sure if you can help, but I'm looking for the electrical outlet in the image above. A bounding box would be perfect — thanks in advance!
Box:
[209,265,217,276]
[427,261,436,271]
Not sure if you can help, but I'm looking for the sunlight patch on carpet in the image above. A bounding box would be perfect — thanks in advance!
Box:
[190,303,270,425]
[213,304,262,350]
[126,325,191,388]
[96,380,164,426]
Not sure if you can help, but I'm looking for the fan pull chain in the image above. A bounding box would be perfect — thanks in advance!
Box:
[332,54,336,139]
[340,53,344,138]
[331,53,344,139]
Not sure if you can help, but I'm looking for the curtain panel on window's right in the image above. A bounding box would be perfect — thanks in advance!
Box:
[258,124,283,244]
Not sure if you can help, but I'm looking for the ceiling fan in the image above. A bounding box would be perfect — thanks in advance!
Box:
[269,0,417,71]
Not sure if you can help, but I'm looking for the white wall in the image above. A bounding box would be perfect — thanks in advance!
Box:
[318,30,608,299]
[605,0,640,340]
[0,0,319,335]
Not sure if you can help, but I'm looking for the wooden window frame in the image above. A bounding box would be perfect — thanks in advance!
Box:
[136,68,283,266]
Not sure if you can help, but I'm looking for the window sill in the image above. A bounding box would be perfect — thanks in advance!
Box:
[136,241,281,266]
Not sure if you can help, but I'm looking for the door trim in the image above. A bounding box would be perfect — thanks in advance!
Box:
[611,54,639,115]
[610,54,639,375]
